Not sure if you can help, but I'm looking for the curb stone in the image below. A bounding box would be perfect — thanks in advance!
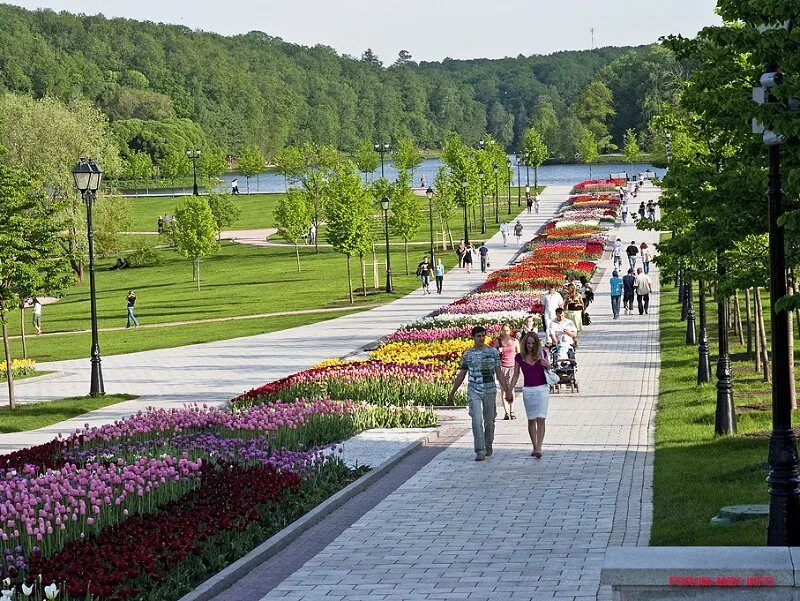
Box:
[177,425,452,601]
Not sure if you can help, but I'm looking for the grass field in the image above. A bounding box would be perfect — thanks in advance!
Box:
[652,284,800,546]
[126,194,281,232]
[0,394,137,433]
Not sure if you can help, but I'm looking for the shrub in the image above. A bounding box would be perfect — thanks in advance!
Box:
[126,243,163,267]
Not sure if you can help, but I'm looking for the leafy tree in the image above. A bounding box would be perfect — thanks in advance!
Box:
[237,144,265,194]
[160,150,191,185]
[392,137,423,176]
[125,151,153,185]
[207,192,241,240]
[274,188,311,272]
[572,80,616,151]
[395,50,414,66]
[174,197,219,291]
[576,127,599,178]
[94,196,132,257]
[324,162,372,304]
[361,48,382,67]
[0,163,72,408]
[199,147,228,178]
[389,169,422,274]
[623,129,641,164]
[486,101,514,147]
[520,127,548,189]
[354,139,380,182]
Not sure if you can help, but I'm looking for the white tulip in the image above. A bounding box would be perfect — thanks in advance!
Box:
[44,583,59,600]
[21,583,33,597]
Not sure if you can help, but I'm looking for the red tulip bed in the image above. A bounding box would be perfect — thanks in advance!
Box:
[572,178,626,192]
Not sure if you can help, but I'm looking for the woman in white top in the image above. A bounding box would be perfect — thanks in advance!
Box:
[640,242,653,275]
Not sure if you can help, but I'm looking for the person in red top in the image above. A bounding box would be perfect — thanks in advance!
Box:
[512,332,552,458]
[493,323,520,420]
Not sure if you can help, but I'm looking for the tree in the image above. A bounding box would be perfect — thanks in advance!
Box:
[274,188,311,272]
[94,196,132,257]
[325,162,372,304]
[125,151,153,187]
[572,80,616,151]
[199,147,228,178]
[361,48,382,67]
[354,139,380,182]
[389,169,422,275]
[0,164,72,408]
[392,138,423,177]
[237,144,265,194]
[395,50,414,66]
[576,127,599,178]
[623,129,641,164]
[520,128,548,190]
[207,192,241,240]
[160,150,191,185]
[174,197,219,291]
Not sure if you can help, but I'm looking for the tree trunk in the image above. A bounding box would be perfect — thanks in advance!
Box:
[19,305,27,359]
[346,255,353,304]
[534,166,538,191]
[753,288,761,373]
[372,243,379,290]
[195,258,201,292]
[1,316,15,409]
[360,255,367,296]
[755,287,770,382]
[789,284,797,409]
[246,176,250,194]
[734,291,744,345]
[404,240,409,276]
[745,288,753,359]
[294,243,301,273]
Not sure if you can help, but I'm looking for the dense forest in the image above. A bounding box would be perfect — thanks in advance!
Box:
[0,3,680,164]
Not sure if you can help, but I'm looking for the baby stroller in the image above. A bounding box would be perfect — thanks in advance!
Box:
[549,339,579,393]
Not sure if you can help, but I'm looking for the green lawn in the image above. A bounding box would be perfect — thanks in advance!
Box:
[1,394,137,433]
[652,284,800,546]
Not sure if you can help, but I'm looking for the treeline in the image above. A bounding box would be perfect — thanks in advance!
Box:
[0,3,679,162]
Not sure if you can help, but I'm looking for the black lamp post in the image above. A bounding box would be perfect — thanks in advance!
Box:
[478,171,486,234]
[516,158,522,206]
[697,278,711,384]
[461,178,469,245]
[374,143,390,179]
[186,149,201,196]
[681,276,689,321]
[72,158,105,397]
[506,159,513,215]
[493,164,499,223]
[714,252,735,435]
[685,279,696,345]
[426,187,436,267]
[380,196,393,293]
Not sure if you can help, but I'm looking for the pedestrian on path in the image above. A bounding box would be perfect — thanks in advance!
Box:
[416,256,432,295]
[542,284,564,333]
[448,325,513,461]
[420,174,426,189]
[640,242,653,275]
[547,308,577,365]
[231,179,240,195]
[526,192,533,214]
[514,220,524,245]
[513,332,552,459]
[308,223,317,246]
[610,270,623,319]
[517,314,537,339]
[621,201,629,223]
[478,243,489,273]
[612,238,623,271]
[500,221,509,247]
[463,243,474,274]
[534,193,541,213]
[638,201,646,220]
[647,200,656,221]
[493,323,520,421]
[31,297,43,335]
[622,269,636,315]
[457,240,466,268]
[126,290,139,328]
[434,259,445,294]
[626,240,639,271]
[635,267,653,315]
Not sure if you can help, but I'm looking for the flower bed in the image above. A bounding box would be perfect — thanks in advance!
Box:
[0,358,36,380]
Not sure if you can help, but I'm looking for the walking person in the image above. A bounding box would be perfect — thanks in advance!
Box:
[231,179,240,195]
[434,259,445,294]
[626,240,639,271]
[126,290,139,328]
[542,283,564,333]
[513,220,524,245]
[478,243,489,273]
[308,223,317,246]
[612,238,623,271]
[622,268,636,316]
[463,243,474,274]
[420,174,426,189]
[646,200,656,221]
[157,215,164,233]
[621,201,629,223]
[640,242,653,275]
[638,201,646,220]
[526,192,533,214]
[457,240,466,268]
[517,314,538,339]
[31,297,43,335]
[448,326,514,461]
[534,193,540,214]
[499,221,509,247]
[610,270,623,319]
[512,332,552,458]
[493,323,520,420]
[416,256,432,295]
[635,267,653,315]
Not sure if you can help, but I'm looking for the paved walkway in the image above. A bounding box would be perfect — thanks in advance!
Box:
[0,186,571,453]
[216,184,662,601]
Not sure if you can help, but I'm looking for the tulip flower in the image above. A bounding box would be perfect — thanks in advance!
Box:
[44,582,59,600]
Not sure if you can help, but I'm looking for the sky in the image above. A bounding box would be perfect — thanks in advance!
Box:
[9,0,721,62]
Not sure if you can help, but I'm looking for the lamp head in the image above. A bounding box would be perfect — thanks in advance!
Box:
[426,187,434,200]
[380,196,390,211]
[72,158,103,193]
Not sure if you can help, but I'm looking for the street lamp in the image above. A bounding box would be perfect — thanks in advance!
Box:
[516,157,522,206]
[697,278,711,384]
[506,159,513,215]
[380,196,393,293]
[685,279,696,344]
[715,250,735,436]
[461,178,469,245]
[426,187,436,267]
[374,143,390,178]
[478,171,486,234]
[493,164,499,224]
[186,149,201,196]
[72,158,105,397]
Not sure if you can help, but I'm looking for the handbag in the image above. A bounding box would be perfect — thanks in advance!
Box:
[544,368,560,386]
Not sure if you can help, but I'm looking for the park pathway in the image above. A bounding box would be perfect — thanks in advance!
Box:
[214,184,662,601]
[0,186,569,453]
